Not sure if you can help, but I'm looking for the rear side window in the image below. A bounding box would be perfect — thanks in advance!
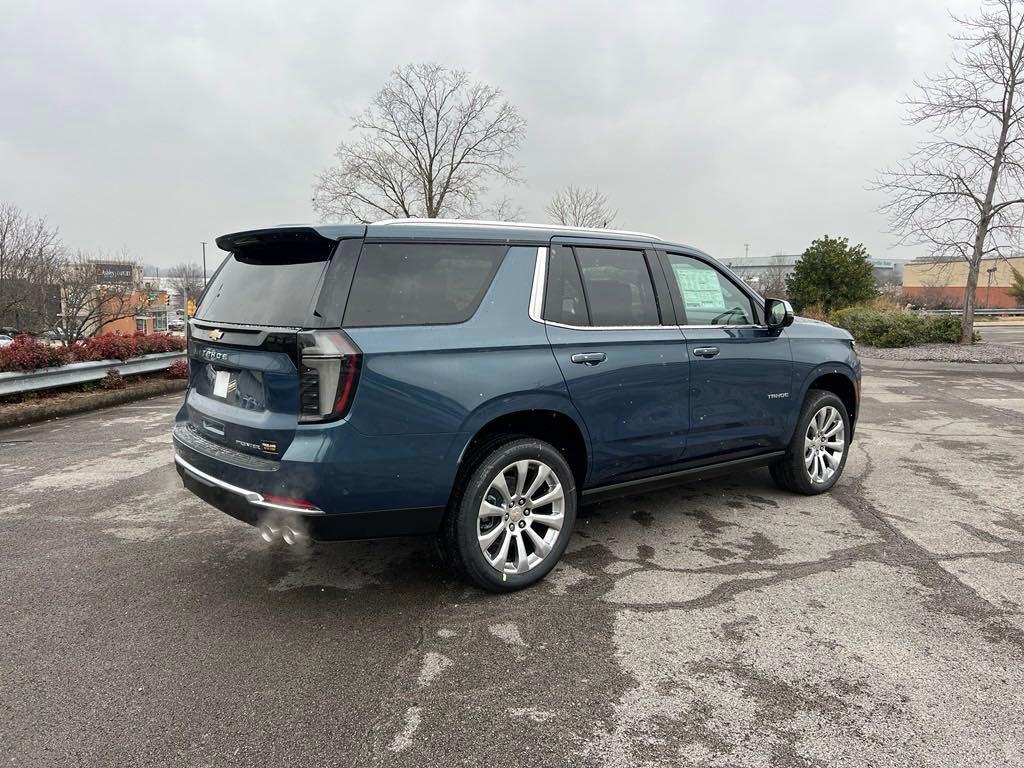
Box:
[343,243,506,327]
[543,246,589,325]
[196,249,329,327]
[575,247,660,326]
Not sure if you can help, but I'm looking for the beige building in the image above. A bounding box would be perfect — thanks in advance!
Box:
[903,255,1024,308]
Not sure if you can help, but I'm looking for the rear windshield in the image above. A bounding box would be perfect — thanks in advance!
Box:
[343,243,507,327]
[196,251,329,327]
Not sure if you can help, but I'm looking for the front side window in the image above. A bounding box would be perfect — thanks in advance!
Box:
[665,253,755,326]
[343,243,507,327]
[575,247,660,326]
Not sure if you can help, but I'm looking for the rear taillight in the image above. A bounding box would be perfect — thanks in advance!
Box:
[297,330,361,423]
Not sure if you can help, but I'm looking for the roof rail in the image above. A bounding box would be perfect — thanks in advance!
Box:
[373,217,663,241]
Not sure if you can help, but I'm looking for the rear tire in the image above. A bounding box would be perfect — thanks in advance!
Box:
[770,390,850,495]
[442,438,576,593]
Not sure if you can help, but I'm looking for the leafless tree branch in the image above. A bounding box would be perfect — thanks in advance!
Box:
[166,262,205,306]
[0,202,63,333]
[312,63,526,222]
[545,185,617,228]
[875,0,1024,342]
[57,249,144,345]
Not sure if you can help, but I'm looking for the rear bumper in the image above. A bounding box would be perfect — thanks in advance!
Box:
[175,457,444,540]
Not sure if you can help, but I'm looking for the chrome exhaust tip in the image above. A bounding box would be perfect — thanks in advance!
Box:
[281,526,301,546]
[258,523,280,543]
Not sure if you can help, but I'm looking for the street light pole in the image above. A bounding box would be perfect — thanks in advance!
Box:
[200,241,207,287]
[986,266,998,308]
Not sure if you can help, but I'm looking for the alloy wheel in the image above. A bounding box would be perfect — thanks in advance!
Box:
[477,459,565,575]
[804,405,845,484]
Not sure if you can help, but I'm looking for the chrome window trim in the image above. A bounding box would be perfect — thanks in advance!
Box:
[174,453,325,515]
[528,246,547,322]
[678,324,765,331]
[529,247,767,332]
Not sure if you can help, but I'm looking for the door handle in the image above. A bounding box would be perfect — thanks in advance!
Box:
[571,352,607,366]
[693,346,720,358]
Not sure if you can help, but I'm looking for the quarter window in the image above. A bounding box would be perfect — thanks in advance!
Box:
[343,243,507,327]
[543,246,589,325]
[574,247,660,326]
[665,254,755,326]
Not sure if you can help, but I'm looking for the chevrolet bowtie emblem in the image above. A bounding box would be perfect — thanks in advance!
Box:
[209,329,224,341]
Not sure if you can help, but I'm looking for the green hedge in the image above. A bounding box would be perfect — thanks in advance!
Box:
[831,307,966,347]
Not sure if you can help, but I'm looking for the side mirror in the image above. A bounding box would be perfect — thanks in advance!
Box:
[765,298,794,332]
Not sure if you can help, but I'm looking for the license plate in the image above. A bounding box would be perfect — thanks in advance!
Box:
[213,370,232,399]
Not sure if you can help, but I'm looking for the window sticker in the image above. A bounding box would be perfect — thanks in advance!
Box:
[672,262,725,311]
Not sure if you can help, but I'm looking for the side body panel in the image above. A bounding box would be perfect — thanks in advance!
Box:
[330,244,582,514]
[681,326,794,458]
[535,240,691,486]
[545,324,690,484]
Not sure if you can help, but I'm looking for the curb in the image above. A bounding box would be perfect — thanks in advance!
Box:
[0,379,187,431]
[861,357,1024,375]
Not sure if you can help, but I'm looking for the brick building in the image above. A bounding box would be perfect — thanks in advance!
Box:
[902,256,1024,309]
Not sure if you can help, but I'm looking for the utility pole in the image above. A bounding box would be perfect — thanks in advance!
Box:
[744,243,750,259]
[200,241,208,287]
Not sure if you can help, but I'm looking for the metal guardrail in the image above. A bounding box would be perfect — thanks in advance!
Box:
[922,308,1024,315]
[0,352,185,397]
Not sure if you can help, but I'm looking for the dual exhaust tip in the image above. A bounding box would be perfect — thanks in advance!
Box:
[258,522,303,546]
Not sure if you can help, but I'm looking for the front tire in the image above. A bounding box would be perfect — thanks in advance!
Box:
[443,438,577,592]
[770,390,850,495]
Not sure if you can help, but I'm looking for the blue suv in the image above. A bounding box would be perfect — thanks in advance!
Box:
[174,220,860,591]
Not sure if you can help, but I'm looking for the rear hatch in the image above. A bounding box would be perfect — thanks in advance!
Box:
[182,227,364,462]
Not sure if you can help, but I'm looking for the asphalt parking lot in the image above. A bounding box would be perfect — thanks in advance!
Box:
[979,323,1024,347]
[3,362,1024,767]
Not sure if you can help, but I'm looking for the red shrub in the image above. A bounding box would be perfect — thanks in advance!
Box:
[132,332,186,355]
[0,335,71,372]
[0,332,188,373]
[71,334,137,362]
[165,359,189,380]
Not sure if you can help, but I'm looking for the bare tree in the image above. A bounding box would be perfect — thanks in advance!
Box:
[545,185,617,228]
[57,250,144,345]
[876,0,1024,343]
[0,202,63,332]
[759,261,790,299]
[474,195,526,222]
[728,261,788,299]
[166,262,204,306]
[313,64,526,222]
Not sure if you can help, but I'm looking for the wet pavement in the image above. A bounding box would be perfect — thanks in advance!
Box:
[3,362,1023,767]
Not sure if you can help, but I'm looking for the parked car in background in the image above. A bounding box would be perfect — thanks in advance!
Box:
[173,220,861,592]
[168,319,186,331]
[0,334,13,348]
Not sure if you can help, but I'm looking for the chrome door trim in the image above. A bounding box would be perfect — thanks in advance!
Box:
[528,246,683,332]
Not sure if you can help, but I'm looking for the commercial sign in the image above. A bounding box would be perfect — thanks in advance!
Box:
[93,262,135,285]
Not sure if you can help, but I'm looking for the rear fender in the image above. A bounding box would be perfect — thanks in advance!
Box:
[449,391,593,471]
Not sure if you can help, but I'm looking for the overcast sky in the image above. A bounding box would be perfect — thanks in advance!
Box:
[0,0,981,270]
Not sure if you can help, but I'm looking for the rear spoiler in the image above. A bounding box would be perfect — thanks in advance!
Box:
[215,225,366,257]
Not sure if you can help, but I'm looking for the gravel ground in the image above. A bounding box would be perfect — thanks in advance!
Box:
[859,342,1024,364]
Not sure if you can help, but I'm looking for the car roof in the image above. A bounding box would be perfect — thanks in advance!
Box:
[215,218,710,258]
